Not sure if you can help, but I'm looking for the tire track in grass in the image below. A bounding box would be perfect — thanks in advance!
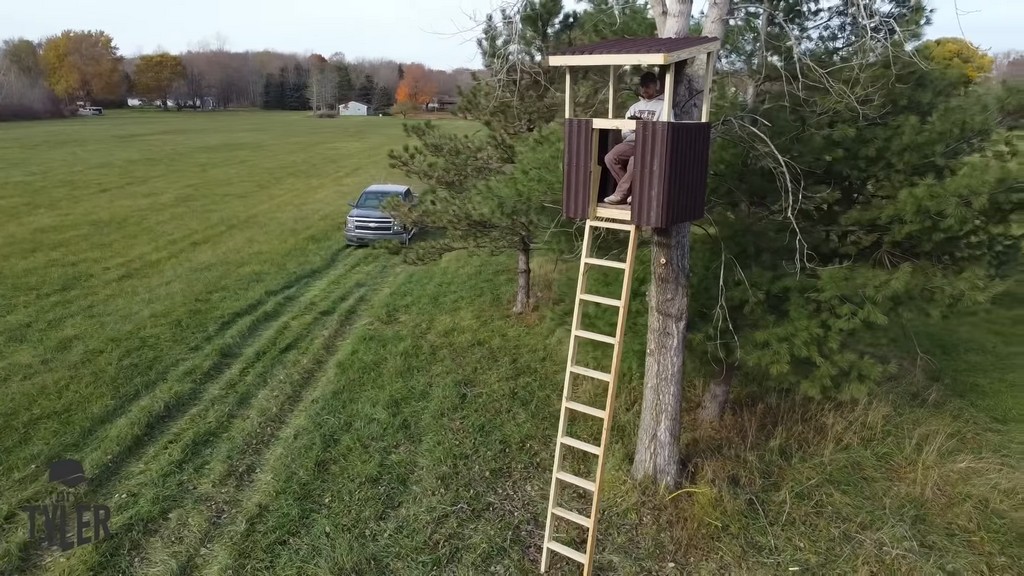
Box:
[0,249,377,574]
[133,263,396,576]
[6,263,378,576]
[0,246,354,511]
[195,271,412,576]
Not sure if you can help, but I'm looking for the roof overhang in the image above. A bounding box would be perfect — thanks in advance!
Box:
[545,36,720,67]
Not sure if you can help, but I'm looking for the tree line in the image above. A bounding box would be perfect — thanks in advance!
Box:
[0,30,476,120]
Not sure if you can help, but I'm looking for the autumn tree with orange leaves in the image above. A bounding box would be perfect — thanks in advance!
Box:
[394,63,436,110]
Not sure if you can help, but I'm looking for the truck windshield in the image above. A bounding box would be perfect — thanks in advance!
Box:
[355,191,399,208]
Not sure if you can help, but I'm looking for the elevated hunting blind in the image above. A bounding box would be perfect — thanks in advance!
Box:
[538,36,720,575]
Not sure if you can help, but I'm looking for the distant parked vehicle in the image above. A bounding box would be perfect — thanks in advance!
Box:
[344,184,418,246]
[77,107,104,116]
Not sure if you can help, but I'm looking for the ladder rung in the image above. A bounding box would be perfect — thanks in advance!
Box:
[560,436,601,454]
[579,293,622,307]
[556,471,596,491]
[552,506,592,527]
[574,329,616,344]
[569,365,612,382]
[582,257,627,270]
[565,401,606,419]
[546,540,587,564]
[589,220,634,231]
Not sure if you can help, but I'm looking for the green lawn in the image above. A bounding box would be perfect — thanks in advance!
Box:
[0,111,1019,575]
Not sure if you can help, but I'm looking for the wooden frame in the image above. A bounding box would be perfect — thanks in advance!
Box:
[546,39,721,67]
[701,50,717,123]
[607,65,616,119]
[565,67,574,119]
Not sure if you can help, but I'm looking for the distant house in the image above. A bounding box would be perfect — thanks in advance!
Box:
[339,101,369,116]
[427,96,459,112]
[1005,57,1024,83]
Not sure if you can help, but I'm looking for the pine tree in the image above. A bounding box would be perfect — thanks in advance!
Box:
[335,62,354,104]
[286,62,309,110]
[354,74,375,106]
[261,71,285,110]
[388,0,656,314]
[372,84,394,113]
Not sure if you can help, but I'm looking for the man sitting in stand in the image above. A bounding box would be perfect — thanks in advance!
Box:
[603,71,667,205]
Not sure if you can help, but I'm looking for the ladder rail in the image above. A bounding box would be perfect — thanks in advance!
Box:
[541,220,594,572]
[582,223,638,574]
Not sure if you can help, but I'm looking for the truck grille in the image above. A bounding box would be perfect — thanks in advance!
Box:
[350,217,394,233]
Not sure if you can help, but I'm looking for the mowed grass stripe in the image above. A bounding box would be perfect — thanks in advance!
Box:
[136,266,402,576]
[197,270,419,576]
[198,255,564,575]
[0,246,351,509]
[1,249,383,574]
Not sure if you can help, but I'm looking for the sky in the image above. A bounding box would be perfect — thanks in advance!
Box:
[0,0,1019,70]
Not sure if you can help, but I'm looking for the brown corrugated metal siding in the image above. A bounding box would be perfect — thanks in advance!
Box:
[632,121,711,228]
[563,119,594,220]
[548,36,719,57]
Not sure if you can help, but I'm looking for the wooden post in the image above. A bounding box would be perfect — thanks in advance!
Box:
[663,62,674,121]
[608,65,615,119]
[565,67,574,119]
[701,50,717,123]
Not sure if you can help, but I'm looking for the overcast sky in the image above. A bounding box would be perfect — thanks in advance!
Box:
[0,0,1019,70]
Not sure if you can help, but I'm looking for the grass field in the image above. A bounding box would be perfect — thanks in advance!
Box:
[0,111,1020,575]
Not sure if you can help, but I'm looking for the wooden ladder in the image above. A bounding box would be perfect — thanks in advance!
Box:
[541,217,639,575]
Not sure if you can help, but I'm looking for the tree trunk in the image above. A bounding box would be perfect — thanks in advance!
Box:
[631,221,691,486]
[631,0,731,488]
[698,362,736,424]
[513,237,531,315]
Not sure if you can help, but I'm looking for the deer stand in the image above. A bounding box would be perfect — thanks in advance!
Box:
[540,35,720,575]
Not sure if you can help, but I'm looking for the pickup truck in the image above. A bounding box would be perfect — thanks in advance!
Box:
[344,184,417,246]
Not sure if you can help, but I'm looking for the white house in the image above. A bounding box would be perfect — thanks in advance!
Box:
[339,101,369,116]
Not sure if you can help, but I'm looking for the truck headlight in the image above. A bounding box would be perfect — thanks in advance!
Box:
[392,221,404,232]
[345,217,354,231]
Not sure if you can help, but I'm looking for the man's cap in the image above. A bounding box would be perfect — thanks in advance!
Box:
[48,459,87,488]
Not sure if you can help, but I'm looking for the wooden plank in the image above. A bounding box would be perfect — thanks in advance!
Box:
[556,471,596,491]
[608,65,616,119]
[574,329,616,344]
[579,293,622,307]
[565,68,574,119]
[583,223,639,576]
[583,257,627,270]
[591,117,635,131]
[569,365,612,382]
[594,205,632,221]
[552,507,592,527]
[561,436,602,455]
[588,219,634,231]
[664,61,675,118]
[545,40,720,67]
[702,50,717,123]
[547,541,587,564]
[565,400,607,419]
